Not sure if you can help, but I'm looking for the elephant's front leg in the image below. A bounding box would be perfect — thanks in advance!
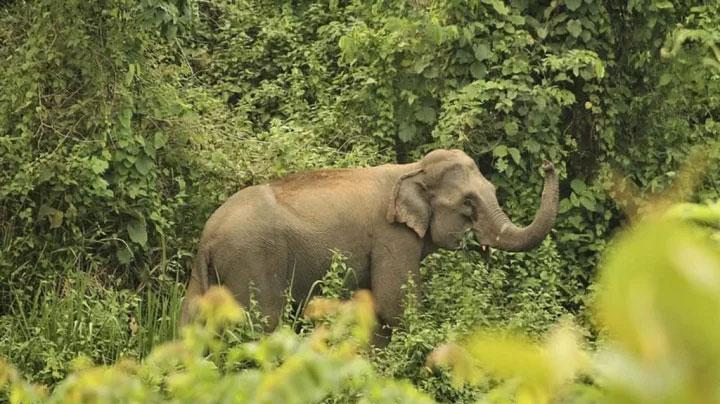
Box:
[370,229,423,345]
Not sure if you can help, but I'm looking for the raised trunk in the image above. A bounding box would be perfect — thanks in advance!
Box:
[486,162,559,251]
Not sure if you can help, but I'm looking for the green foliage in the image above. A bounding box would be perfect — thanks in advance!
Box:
[0,0,197,298]
[185,0,391,160]
[429,200,720,403]
[2,0,720,402]
[0,269,182,385]
[371,240,571,402]
[1,287,433,403]
[318,250,356,301]
[662,4,720,71]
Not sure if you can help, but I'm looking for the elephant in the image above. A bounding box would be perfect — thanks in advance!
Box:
[181,149,559,339]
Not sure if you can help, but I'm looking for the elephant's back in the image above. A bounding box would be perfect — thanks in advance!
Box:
[199,184,280,245]
[199,182,369,296]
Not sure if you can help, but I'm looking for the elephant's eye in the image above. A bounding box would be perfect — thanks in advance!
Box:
[462,197,475,218]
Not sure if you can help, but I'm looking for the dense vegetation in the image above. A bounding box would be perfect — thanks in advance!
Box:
[1,0,719,402]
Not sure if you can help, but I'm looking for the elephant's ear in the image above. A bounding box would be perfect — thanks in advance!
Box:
[386,169,430,238]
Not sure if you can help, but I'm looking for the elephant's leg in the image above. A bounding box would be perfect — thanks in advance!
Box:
[179,274,204,327]
[370,229,423,345]
[221,264,288,331]
[213,239,289,331]
[256,266,289,331]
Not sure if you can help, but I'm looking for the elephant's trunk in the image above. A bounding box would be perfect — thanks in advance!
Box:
[484,162,559,251]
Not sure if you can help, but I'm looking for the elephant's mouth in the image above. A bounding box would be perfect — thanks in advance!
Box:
[467,242,492,259]
[462,231,492,259]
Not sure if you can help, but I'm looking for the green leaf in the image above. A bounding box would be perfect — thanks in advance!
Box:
[594,61,606,79]
[89,157,109,175]
[470,62,487,78]
[117,247,133,265]
[398,123,417,142]
[509,15,525,25]
[565,0,582,11]
[493,145,508,157]
[504,121,518,136]
[524,139,541,153]
[463,332,552,383]
[154,132,168,149]
[508,148,521,165]
[567,20,582,38]
[659,73,672,86]
[482,0,509,15]
[413,59,429,74]
[37,166,53,183]
[495,158,508,173]
[119,107,133,130]
[570,179,587,194]
[559,198,573,214]
[38,205,55,217]
[135,155,154,176]
[474,43,492,61]
[570,193,580,207]
[654,0,674,9]
[580,196,597,211]
[49,210,63,229]
[125,63,136,86]
[415,107,436,124]
[537,27,548,39]
[38,205,64,228]
[423,66,440,79]
[128,220,148,247]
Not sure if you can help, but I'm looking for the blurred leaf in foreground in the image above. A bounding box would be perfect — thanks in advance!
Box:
[596,212,720,403]
[429,322,589,403]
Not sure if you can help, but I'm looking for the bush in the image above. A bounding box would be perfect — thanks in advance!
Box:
[430,201,720,403]
[373,240,571,402]
[1,288,433,403]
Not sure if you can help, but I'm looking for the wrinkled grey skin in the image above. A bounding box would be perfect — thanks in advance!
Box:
[181,149,558,337]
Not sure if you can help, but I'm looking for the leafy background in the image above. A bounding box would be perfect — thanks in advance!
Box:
[1,0,719,402]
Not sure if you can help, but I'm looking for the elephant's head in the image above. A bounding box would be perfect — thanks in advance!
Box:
[387,149,558,252]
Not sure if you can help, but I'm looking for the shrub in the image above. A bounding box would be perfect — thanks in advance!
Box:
[1,287,433,403]
[430,201,720,403]
[373,239,571,402]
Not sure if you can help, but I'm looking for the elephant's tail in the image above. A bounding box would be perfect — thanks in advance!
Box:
[193,247,210,293]
[180,248,210,327]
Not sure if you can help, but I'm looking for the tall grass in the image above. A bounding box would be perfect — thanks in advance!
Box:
[133,279,184,357]
[0,267,186,384]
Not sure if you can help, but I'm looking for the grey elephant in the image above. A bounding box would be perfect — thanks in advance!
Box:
[181,149,559,337]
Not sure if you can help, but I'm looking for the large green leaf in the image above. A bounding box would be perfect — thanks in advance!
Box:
[565,0,582,11]
[567,20,583,38]
[127,220,148,247]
